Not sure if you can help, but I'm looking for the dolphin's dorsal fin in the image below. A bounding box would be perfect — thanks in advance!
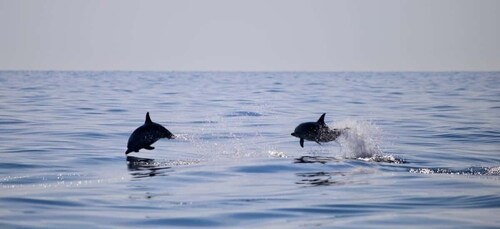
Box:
[317,113,326,125]
[145,112,152,124]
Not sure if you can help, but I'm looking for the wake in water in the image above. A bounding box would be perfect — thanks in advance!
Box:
[328,121,499,174]
[408,166,500,176]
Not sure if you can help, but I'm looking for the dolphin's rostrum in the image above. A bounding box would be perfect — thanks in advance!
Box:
[125,112,175,154]
[291,113,344,148]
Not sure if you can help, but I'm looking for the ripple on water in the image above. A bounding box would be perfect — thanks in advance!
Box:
[224,111,263,117]
[130,217,222,227]
[1,71,499,228]
[0,197,85,207]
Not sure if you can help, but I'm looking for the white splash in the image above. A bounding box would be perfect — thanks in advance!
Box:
[268,150,288,158]
[331,119,384,159]
[486,166,500,175]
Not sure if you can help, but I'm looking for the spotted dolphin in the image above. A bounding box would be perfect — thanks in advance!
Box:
[291,113,344,148]
[125,112,175,154]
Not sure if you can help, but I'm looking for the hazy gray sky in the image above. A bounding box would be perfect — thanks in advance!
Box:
[1,0,499,71]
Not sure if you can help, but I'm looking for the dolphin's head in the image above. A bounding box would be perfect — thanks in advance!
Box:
[155,125,175,139]
[291,122,318,140]
[163,129,176,139]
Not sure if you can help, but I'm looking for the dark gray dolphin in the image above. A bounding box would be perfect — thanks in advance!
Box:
[125,112,175,154]
[291,113,344,148]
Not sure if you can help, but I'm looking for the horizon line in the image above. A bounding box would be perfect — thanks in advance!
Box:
[1,69,499,73]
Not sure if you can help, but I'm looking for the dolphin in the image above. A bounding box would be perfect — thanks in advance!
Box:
[125,112,175,154]
[291,113,344,148]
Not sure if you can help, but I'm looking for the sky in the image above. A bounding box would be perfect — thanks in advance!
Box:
[1,0,499,71]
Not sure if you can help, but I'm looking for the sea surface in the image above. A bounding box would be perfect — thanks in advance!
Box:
[0,71,499,228]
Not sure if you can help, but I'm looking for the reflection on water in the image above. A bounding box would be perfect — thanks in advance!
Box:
[126,156,171,178]
[126,156,203,178]
[294,156,339,164]
[296,171,347,186]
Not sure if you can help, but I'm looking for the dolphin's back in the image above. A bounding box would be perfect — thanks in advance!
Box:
[294,122,341,143]
[317,128,342,142]
[291,113,344,148]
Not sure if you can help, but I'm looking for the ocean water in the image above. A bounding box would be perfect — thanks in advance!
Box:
[0,71,499,228]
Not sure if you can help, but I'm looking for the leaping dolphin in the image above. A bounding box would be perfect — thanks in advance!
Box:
[291,113,345,148]
[125,112,175,154]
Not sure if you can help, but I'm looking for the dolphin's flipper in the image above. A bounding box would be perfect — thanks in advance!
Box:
[317,113,326,126]
[300,138,304,148]
[144,146,155,150]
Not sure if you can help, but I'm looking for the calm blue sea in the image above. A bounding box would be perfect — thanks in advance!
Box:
[0,71,499,228]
